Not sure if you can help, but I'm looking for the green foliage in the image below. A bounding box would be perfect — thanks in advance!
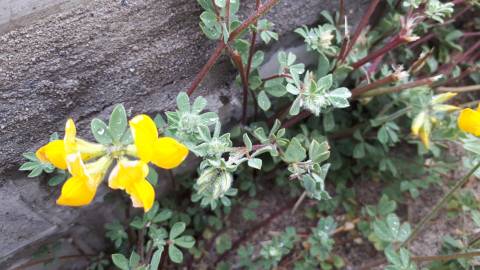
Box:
[22,0,480,269]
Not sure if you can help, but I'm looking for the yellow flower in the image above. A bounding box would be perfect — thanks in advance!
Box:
[411,111,431,149]
[57,153,112,206]
[129,114,189,169]
[458,106,480,136]
[431,92,457,105]
[36,119,106,169]
[108,159,154,212]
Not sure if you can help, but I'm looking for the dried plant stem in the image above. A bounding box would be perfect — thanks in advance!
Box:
[360,76,439,98]
[291,191,307,214]
[437,84,480,93]
[401,161,480,248]
[412,251,480,262]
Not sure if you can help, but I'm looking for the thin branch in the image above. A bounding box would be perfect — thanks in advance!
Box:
[352,35,408,70]
[187,0,281,96]
[227,46,250,124]
[339,0,381,63]
[360,76,440,98]
[351,74,400,97]
[437,84,480,93]
[401,161,480,248]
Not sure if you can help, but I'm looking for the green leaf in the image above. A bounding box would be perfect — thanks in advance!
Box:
[353,143,365,159]
[19,161,39,171]
[284,138,307,163]
[378,196,397,217]
[215,234,232,254]
[327,87,351,108]
[91,118,113,145]
[129,251,140,268]
[169,222,186,240]
[192,96,207,114]
[146,166,158,186]
[174,235,196,248]
[48,174,67,186]
[373,214,411,243]
[149,249,163,270]
[214,0,226,7]
[28,166,44,177]
[317,74,333,91]
[308,140,330,163]
[316,52,330,78]
[23,152,38,161]
[153,209,173,223]
[109,104,128,142]
[248,158,262,170]
[289,97,301,116]
[168,244,183,263]
[176,92,190,112]
[111,254,129,270]
[251,51,264,69]
[243,134,253,151]
[257,91,271,111]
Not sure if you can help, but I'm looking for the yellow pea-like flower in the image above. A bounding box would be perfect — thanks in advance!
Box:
[431,92,457,105]
[411,111,427,136]
[458,107,480,136]
[36,119,106,169]
[108,159,155,212]
[57,153,111,207]
[129,114,189,169]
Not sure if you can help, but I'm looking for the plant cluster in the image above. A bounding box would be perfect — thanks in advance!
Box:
[18,0,480,269]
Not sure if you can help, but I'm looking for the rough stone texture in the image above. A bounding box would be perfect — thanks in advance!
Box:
[0,0,368,267]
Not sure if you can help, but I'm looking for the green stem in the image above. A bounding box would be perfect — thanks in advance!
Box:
[412,251,480,262]
[401,161,480,248]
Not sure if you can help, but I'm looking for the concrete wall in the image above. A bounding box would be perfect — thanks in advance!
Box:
[0,0,368,268]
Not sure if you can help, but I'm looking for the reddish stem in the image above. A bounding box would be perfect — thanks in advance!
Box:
[187,43,225,96]
[187,0,280,96]
[262,73,292,81]
[351,74,399,97]
[282,111,312,129]
[352,35,407,70]
[408,32,435,50]
[339,0,381,63]
[227,46,250,124]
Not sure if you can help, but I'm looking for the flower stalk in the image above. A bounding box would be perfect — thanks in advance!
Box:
[401,161,480,248]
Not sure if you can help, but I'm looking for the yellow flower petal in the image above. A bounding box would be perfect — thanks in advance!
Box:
[36,140,67,170]
[419,127,430,149]
[57,175,97,206]
[458,108,480,136]
[57,153,99,207]
[129,115,159,162]
[411,111,427,136]
[431,92,457,104]
[152,137,189,169]
[108,159,154,212]
[126,178,155,212]
[432,104,459,112]
[108,160,149,190]
[64,118,77,155]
